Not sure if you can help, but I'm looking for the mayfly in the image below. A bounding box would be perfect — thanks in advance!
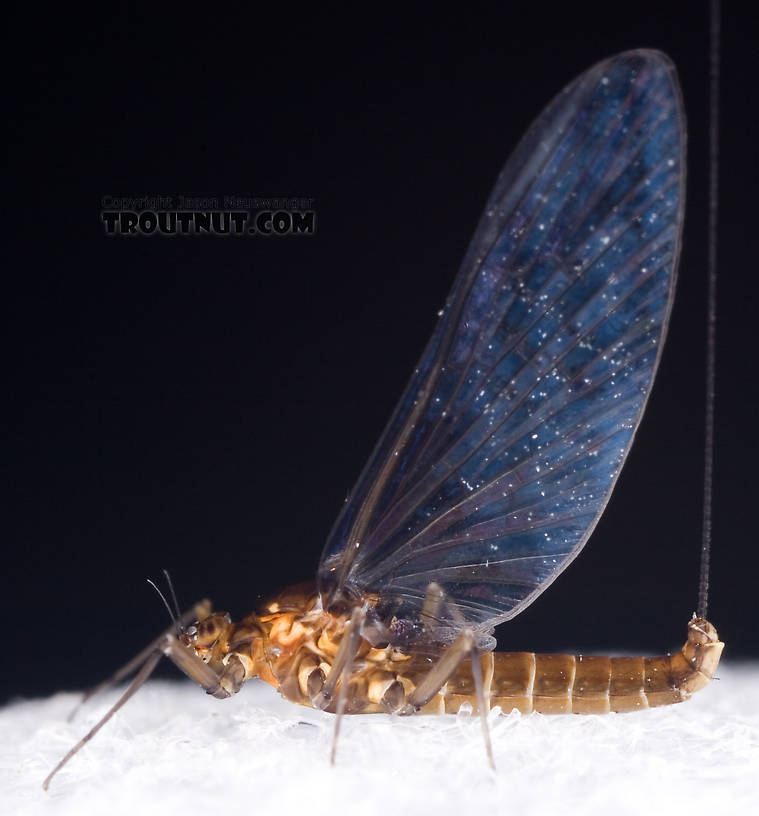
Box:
[44,49,724,790]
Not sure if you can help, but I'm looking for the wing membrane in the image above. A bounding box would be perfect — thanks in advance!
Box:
[317,51,685,636]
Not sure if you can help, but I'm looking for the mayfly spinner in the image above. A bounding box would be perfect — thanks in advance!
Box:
[44,49,724,790]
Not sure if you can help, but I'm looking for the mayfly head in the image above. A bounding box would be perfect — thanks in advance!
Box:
[183,611,233,658]
[181,610,270,696]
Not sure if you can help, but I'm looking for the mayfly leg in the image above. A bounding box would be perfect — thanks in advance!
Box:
[420,582,447,633]
[307,605,366,764]
[44,602,224,791]
[42,649,163,791]
[420,581,469,634]
[412,581,495,770]
[67,600,211,722]
[469,641,494,770]
[399,628,495,770]
[329,607,366,765]
[310,605,366,711]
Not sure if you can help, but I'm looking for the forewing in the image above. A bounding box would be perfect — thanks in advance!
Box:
[318,51,685,637]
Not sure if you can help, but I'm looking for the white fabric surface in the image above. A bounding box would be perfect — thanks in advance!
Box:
[4,662,756,815]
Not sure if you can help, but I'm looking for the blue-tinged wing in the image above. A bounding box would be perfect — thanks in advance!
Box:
[317,50,685,639]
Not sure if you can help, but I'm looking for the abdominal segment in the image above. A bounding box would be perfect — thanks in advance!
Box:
[264,615,722,716]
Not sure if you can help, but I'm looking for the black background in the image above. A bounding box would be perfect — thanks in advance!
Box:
[4,3,756,705]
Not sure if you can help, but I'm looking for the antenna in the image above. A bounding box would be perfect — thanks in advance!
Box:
[698,0,720,620]
[146,570,184,634]
[162,568,183,624]
[147,577,179,631]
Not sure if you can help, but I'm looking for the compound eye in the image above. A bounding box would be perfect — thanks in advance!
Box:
[195,613,230,647]
[186,625,198,638]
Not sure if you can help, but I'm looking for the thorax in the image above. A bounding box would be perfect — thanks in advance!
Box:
[252,584,420,712]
